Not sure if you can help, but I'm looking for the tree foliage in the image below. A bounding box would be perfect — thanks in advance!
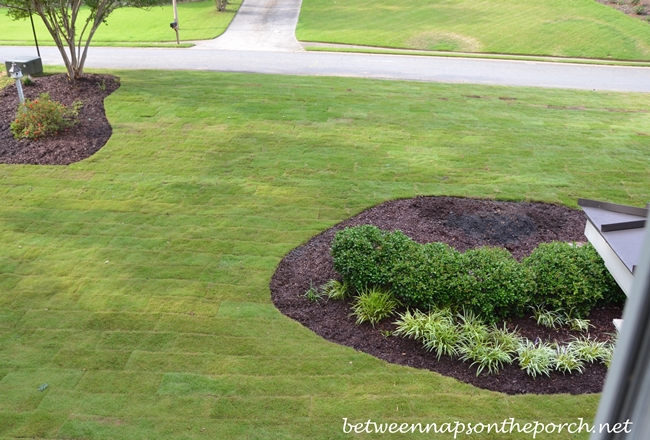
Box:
[0,0,164,80]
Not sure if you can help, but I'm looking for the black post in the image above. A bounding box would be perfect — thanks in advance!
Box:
[28,5,40,58]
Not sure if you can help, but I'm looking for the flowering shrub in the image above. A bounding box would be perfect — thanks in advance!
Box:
[11,93,83,140]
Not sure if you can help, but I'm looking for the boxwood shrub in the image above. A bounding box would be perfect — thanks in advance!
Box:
[331,225,416,292]
[331,225,624,323]
[454,247,534,322]
[523,242,624,317]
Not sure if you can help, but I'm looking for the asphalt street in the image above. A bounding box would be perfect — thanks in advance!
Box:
[2,0,649,92]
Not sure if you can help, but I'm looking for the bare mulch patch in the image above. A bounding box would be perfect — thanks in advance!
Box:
[0,73,119,165]
[271,196,623,395]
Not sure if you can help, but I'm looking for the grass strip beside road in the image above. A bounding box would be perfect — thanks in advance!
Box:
[297,0,650,61]
[303,45,650,67]
[0,0,241,45]
[0,69,648,438]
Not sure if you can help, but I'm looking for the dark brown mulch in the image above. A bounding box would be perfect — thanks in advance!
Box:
[270,196,623,395]
[0,73,119,165]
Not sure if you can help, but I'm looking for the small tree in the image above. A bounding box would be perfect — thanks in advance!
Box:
[0,0,164,80]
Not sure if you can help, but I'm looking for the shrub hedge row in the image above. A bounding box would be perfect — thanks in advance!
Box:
[331,225,624,323]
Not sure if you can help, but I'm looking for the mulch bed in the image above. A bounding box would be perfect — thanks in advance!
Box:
[0,73,119,165]
[271,196,623,395]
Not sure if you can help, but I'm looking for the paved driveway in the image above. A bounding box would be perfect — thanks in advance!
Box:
[191,0,303,51]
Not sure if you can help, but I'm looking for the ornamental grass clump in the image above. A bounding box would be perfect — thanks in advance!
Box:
[11,93,83,140]
[459,340,513,376]
[421,309,461,359]
[456,311,517,376]
[516,339,556,378]
[321,279,349,300]
[554,344,584,374]
[350,287,399,327]
[570,336,610,364]
[392,309,430,340]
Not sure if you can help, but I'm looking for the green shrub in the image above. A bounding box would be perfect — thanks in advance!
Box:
[524,242,622,317]
[454,247,534,322]
[332,226,533,322]
[333,226,623,324]
[390,241,463,309]
[331,225,416,292]
[350,287,399,326]
[11,93,82,140]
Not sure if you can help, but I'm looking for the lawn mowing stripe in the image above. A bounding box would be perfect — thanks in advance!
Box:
[1,70,648,438]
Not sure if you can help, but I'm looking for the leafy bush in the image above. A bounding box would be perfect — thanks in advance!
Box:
[333,226,624,324]
[350,287,399,326]
[332,226,534,322]
[454,247,534,322]
[390,241,463,309]
[524,242,622,318]
[11,93,82,140]
[331,225,416,292]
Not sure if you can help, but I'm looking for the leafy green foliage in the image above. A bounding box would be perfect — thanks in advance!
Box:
[454,247,533,322]
[390,241,463,309]
[303,282,323,303]
[459,340,513,376]
[331,225,415,293]
[332,226,534,323]
[320,279,349,300]
[11,93,82,139]
[553,344,584,374]
[350,287,399,327]
[524,242,623,317]
[570,336,609,364]
[516,340,556,378]
[531,304,564,329]
[421,309,461,359]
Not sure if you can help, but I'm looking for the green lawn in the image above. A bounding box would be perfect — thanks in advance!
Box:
[0,0,240,45]
[0,69,649,439]
[297,0,650,61]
